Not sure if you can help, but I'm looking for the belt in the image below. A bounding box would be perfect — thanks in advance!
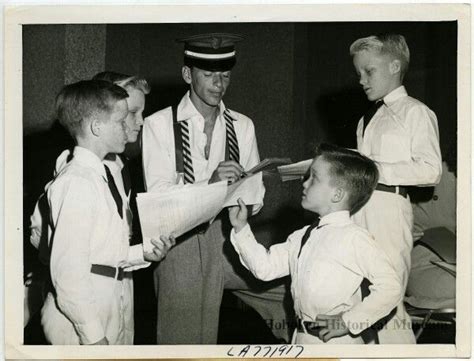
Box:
[296,317,323,337]
[90,264,129,281]
[375,183,408,198]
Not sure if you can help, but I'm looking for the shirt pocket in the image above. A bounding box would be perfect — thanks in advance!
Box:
[379,133,411,163]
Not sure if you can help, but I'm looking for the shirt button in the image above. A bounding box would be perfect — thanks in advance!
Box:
[433,195,439,201]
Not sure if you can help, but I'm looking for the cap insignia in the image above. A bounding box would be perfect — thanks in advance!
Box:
[211,37,222,49]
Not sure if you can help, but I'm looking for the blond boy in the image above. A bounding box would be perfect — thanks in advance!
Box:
[350,34,442,343]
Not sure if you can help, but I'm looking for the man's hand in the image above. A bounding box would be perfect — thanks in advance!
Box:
[144,235,176,262]
[314,313,350,342]
[209,160,245,184]
[228,198,248,233]
[91,337,108,345]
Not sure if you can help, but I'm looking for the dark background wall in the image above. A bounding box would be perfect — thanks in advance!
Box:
[23,21,457,275]
[302,22,457,154]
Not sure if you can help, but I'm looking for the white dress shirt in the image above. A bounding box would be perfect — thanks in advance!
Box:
[142,91,265,206]
[42,146,146,344]
[357,86,442,186]
[230,210,403,337]
[31,149,141,266]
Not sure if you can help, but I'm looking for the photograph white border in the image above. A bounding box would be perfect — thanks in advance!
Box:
[4,3,471,359]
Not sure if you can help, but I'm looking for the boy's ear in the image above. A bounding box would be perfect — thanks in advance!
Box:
[389,59,401,75]
[332,187,345,203]
[182,66,192,85]
[90,118,101,137]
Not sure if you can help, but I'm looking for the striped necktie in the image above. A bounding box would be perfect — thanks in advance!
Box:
[297,217,321,258]
[362,100,384,136]
[104,165,123,219]
[177,108,240,184]
[224,109,240,162]
[180,120,195,184]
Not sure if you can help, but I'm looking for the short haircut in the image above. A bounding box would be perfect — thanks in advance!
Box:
[55,79,129,137]
[350,34,410,80]
[314,143,379,214]
[93,71,151,95]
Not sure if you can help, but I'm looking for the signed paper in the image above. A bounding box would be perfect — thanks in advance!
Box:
[137,181,227,252]
[137,173,262,252]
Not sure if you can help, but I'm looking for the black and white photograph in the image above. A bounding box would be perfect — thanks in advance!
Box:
[4,3,471,359]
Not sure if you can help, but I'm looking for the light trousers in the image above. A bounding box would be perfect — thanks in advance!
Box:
[353,190,416,344]
[41,275,134,345]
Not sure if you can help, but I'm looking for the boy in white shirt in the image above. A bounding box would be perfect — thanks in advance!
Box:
[41,80,174,345]
[350,34,442,343]
[229,143,403,344]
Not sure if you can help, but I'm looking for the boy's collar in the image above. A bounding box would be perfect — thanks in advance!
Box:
[177,91,226,122]
[318,210,351,227]
[72,146,108,180]
[381,85,407,105]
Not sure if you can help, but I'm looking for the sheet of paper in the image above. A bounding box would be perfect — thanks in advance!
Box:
[137,181,227,252]
[223,172,263,207]
[246,157,292,174]
[277,158,312,182]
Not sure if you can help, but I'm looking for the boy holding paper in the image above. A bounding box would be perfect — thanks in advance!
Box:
[229,144,403,344]
[41,80,173,345]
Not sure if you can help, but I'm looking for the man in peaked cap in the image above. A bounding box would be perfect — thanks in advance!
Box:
[180,32,243,71]
[142,33,290,344]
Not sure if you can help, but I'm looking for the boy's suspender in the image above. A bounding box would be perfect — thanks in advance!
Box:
[223,108,240,163]
[172,105,240,184]
[172,105,184,176]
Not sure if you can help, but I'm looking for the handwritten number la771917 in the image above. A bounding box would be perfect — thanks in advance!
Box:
[227,344,304,358]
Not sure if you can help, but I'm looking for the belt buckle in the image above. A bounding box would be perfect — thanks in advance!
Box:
[115,267,125,281]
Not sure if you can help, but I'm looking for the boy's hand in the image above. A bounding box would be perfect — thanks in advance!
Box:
[91,337,108,345]
[228,198,248,233]
[314,313,349,342]
[144,235,176,262]
[209,160,245,184]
